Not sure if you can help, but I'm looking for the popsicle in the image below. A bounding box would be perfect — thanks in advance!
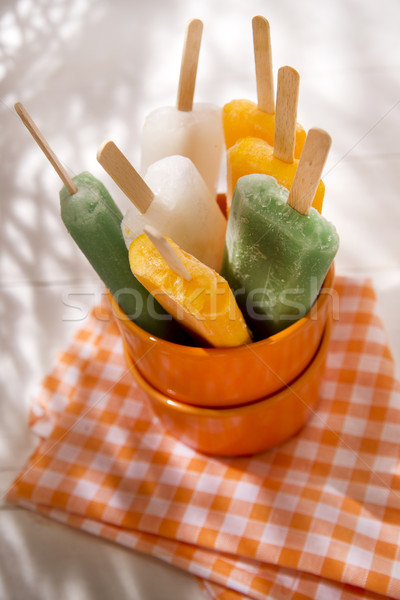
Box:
[140,19,224,195]
[221,128,339,340]
[222,16,306,156]
[223,99,306,157]
[97,141,226,272]
[226,66,325,213]
[14,102,187,343]
[129,227,252,348]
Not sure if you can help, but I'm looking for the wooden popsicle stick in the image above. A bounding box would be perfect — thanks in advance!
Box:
[14,102,77,194]
[176,18,203,112]
[287,128,332,215]
[252,16,274,114]
[144,225,192,281]
[273,66,300,163]
[97,141,154,214]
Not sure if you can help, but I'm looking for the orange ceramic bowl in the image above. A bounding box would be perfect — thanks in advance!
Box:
[109,265,335,408]
[124,317,332,457]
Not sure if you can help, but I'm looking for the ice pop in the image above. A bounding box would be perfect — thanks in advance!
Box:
[222,17,306,156]
[59,172,184,339]
[227,136,325,213]
[223,99,306,158]
[140,19,224,195]
[226,66,325,213]
[97,142,226,272]
[129,228,252,348]
[221,129,339,340]
[14,102,187,343]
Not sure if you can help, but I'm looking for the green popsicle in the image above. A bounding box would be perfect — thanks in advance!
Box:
[60,172,189,341]
[14,102,188,343]
[221,129,339,340]
[221,173,339,339]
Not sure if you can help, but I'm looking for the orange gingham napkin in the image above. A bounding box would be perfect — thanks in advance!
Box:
[6,275,400,600]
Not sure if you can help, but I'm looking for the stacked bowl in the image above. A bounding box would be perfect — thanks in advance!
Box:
[109,265,335,457]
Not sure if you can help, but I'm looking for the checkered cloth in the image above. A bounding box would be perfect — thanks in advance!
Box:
[6,276,400,599]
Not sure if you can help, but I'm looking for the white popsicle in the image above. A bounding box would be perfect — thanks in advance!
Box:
[97,142,226,273]
[124,155,226,271]
[140,19,224,195]
[141,104,224,195]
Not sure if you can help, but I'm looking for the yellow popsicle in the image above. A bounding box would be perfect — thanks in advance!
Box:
[222,19,306,158]
[227,136,325,214]
[225,67,325,213]
[129,233,252,348]
[222,98,306,158]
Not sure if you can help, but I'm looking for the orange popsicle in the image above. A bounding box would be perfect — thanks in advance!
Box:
[227,136,325,214]
[226,67,325,213]
[222,18,306,157]
[223,98,306,157]
[129,229,252,348]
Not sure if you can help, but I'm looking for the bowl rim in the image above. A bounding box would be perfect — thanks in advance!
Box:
[124,315,332,418]
[110,264,335,357]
